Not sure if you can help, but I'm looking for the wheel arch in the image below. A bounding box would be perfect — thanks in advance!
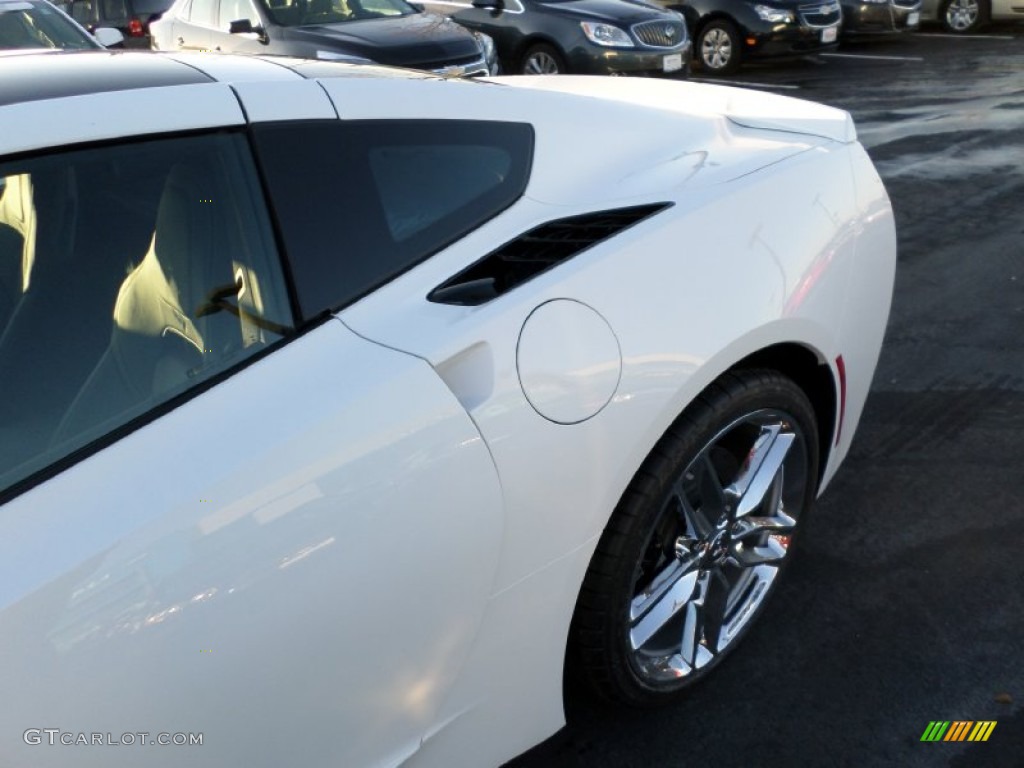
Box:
[693,10,744,40]
[513,35,568,68]
[727,342,837,489]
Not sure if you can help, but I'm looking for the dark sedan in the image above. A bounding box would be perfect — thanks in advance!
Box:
[150,0,497,75]
[418,0,691,76]
[839,0,920,36]
[657,0,840,74]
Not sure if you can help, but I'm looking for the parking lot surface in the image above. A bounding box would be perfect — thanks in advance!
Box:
[509,27,1024,768]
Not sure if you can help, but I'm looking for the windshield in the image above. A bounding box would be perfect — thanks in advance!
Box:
[260,0,418,28]
[0,1,99,49]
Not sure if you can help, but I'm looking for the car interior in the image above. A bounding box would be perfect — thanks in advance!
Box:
[0,9,48,47]
[0,134,293,495]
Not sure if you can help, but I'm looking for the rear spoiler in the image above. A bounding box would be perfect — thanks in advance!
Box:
[501,75,857,144]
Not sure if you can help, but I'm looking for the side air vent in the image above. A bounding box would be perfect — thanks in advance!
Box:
[428,202,672,306]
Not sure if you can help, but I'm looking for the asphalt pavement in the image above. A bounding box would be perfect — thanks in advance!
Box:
[508,25,1024,768]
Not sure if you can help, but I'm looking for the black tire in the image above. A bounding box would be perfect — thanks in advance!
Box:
[520,43,567,75]
[939,0,987,32]
[696,19,742,75]
[572,369,820,706]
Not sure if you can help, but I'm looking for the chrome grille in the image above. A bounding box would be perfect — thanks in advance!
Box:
[892,0,920,8]
[631,19,687,48]
[429,56,489,77]
[798,1,841,26]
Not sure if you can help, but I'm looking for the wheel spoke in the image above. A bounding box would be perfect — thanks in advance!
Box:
[630,565,700,650]
[729,427,796,519]
[679,573,707,667]
[630,552,700,621]
[730,534,789,567]
[678,569,730,667]
[701,567,731,654]
[732,510,796,541]
[719,564,778,642]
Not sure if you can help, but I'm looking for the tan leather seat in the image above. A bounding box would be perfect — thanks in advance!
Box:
[54,163,234,443]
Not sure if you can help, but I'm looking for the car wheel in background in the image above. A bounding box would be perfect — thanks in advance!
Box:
[520,43,567,74]
[697,20,741,74]
[939,0,986,31]
[572,370,819,706]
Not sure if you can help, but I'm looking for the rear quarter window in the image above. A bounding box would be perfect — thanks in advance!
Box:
[250,119,533,320]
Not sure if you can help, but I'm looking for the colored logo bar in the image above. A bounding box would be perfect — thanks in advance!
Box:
[920,721,996,742]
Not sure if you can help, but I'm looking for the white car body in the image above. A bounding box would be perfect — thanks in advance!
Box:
[0,51,895,768]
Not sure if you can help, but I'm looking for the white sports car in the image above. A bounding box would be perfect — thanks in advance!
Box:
[0,51,895,768]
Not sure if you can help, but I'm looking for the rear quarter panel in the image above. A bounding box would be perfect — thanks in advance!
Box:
[342,126,892,767]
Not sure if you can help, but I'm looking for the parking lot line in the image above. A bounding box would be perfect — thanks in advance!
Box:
[689,78,801,90]
[821,52,924,61]
[914,32,1016,40]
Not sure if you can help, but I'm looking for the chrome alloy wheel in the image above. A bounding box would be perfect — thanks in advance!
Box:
[627,410,810,683]
[945,0,980,30]
[522,50,562,75]
[700,27,733,71]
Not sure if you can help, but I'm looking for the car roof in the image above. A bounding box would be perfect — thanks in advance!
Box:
[0,50,430,109]
[0,51,211,107]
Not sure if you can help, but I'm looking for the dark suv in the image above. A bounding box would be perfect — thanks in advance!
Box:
[656,0,841,74]
[52,0,174,47]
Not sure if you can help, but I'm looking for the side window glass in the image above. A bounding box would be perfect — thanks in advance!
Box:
[251,119,533,319]
[68,0,97,23]
[187,0,217,26]
[0,133,295,497]
[369,143,515,241]
[261,0,301,24]
[218,0,254,26]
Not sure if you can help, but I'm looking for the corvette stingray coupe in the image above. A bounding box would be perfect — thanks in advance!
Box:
[0,51,895,768]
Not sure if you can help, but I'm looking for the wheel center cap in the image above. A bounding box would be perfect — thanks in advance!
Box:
[689,530,730,567]
[708,530,730,563]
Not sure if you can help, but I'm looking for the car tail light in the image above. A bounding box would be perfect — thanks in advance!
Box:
[128,17,144,36]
